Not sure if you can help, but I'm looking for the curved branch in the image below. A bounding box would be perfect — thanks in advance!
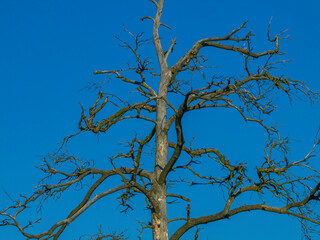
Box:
[170,21,280,80]
[80,97,156,133]
[93,70,157,97]
[170,182,320,240]
[1,185,128,240]
[159,101,186,184]
[147,0,158,7]
[167,193,191,202]
[202,38,279,58]
[53,175,109,239]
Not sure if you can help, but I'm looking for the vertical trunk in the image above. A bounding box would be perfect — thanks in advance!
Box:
[151,182,168,240]
[151,70,170,240]
[151,1,169,239]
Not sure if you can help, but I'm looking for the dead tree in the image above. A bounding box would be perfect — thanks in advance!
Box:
[1,0,320,239]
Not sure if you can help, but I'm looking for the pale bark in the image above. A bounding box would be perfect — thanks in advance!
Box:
[151,1,170,239]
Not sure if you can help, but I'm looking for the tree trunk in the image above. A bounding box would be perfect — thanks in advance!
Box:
[151,182,168,240]
[152,69,170,240]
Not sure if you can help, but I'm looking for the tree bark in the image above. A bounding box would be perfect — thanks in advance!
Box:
[151,69,170,240]
[151,0,170,239]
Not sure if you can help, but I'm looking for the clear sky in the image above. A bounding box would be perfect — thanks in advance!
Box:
[0,0,320,239]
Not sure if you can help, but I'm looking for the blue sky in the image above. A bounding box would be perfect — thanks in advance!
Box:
[0,0,320,239]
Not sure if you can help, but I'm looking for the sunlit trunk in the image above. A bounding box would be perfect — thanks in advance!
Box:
[152,70,169,240]
[151,182,168,240]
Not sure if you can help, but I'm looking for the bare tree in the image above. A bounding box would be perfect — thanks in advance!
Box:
[1,0,320,239]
